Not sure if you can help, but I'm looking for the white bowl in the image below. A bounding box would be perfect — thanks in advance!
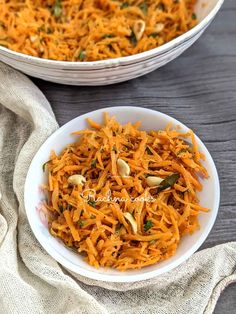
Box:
[24,106,220,282]
[0,0,223,86]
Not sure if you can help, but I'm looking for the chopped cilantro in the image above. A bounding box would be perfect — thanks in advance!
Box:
[146,146,153,155]
[129,30,137,45]
[139,2,148,15]
[144,220,153,232]
[88,199,96,208]
[120,2,129,9]
[158,173,180,192]
[91,159,97,168]
[52,0,62,17]
[42,160,51,172]
[78,220,85,227]
[78,50,86,61]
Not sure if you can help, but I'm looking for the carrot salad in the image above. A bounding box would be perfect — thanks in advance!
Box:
[0,0,197,61]
[42,113,208,271]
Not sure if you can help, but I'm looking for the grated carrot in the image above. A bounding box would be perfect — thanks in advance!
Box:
[44,112,209,271]
[0,0,197,61]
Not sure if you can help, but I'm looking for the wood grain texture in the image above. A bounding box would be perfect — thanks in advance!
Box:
[32,0,236,312]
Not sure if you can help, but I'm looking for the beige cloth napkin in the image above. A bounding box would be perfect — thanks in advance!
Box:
[0,62,235,314]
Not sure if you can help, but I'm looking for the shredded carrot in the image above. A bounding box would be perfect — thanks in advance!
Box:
[44,112,209,271]
[0,0,197,61]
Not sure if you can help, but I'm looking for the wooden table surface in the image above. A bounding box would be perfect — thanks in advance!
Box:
[33,0,236,312]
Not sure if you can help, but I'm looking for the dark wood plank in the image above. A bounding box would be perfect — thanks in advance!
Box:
[32,0,236,312]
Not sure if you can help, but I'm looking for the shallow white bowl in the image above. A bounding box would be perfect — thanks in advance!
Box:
[0,0,223,85]
[24,106,220,282]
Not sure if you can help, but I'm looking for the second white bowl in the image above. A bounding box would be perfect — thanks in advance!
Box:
[0,0,224,85]
[24,106,220,282]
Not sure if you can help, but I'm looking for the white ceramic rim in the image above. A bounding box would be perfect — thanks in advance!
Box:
[0,0,224,68]
[24,106,220,282]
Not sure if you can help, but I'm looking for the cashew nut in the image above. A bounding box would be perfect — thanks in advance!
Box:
[154,23,164,33]
[146,176,164,187]
[68,174,86,186]
[117,158,130,177]
[133,20,146,41]
[124,212,137,234]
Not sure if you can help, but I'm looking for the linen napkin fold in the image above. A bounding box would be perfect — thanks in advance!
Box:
[0,62,235,314]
